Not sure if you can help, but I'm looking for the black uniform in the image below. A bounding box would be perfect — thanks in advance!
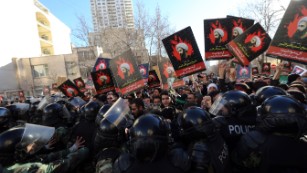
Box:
[232,95,307,173]
[113,114,187,173]
[210,90,257,152]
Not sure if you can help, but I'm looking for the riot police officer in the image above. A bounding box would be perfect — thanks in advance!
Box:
[95,115,128,173]
[95,97,129,173]
[210,90,257,152]
[113,114,186,173]
[178,106,230,173]
[0,123,89,173]
[42,103,73,152]
[233,95,307,172]
[69,101,101,172]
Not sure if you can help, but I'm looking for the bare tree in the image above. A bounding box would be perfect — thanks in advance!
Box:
[140,4,173,66]
[72,15,93,47]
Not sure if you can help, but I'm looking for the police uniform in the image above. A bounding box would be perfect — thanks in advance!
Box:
[3,147,89,173]
[232,95,307,173]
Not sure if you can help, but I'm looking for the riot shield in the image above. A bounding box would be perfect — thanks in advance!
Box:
[69,96,87,108]
[37,95,64,111]
[20,123,55,155]
[103,98,129,128]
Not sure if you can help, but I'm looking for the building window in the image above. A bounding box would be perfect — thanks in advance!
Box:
[33,64,48,78]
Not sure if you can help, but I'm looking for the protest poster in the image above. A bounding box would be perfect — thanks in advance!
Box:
[73,77,86,93]
[158,58,185,89]
[58,79,84,98]
[236,65,251,81]
[110,50,145,95]
[91,69,115,94]
[252,67,259,75]
[163,26,206,78]
[92,57,111,72]
[227,16,254,40]
[148,70,161,88]
[291,65,307,76]
[262,62,271,75]
[204,18,233,60]
[266,0,307,64]
[226,23,271,66]
[138,63,149,83]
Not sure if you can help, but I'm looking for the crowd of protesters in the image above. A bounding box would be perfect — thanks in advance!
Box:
[0,61,307,173]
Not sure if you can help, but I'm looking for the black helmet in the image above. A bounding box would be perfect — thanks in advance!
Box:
[94,117,126,151]
[129,114,168,162]
[288,91,307,104]
[209,90,252,117]
[84,101,100,121]
[255,86,287,106]
[257,95,307,135]
[179,106,213,140]
[160,106,176,120]
[42,103,69,127]
[0,107,11,127]
[0,126,24,166]
[56,100,67,105]
[95,104,111,126]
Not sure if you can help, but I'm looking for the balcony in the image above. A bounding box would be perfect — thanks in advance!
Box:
[40,37,53,47]
[34,0,49,14]
[37,20,50,30]
[36,12,50,32]
[41,47,54,56]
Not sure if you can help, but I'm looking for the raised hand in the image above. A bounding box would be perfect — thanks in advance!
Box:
[74,136,86,149]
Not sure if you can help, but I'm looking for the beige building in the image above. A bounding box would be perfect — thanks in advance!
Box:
[14,54,80,96]
[9,46,103,97]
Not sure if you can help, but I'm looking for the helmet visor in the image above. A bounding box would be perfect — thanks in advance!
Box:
[104,98,129,128]
[37,95,59,110]
[20,123,55,155]
[69,97,86,108]
[209,95,229,116]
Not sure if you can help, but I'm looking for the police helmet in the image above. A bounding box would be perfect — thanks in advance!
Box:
[84,101,100,121]
[160,106,176,120]
[209,90,252,117]
[257,95,307,135]
[254,86,287,105]
[0,107,11,127]
[0,126,24,166]
[42,103,68,126]
[95,104,111,126]
[179,106,213,140]
[129,114,168,162]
